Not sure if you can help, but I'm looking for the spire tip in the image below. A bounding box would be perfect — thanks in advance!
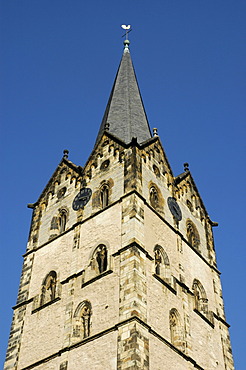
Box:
[63,149,69,159]
[184,162,189,172]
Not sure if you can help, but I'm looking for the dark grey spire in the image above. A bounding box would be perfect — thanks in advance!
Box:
[95,40,152,146]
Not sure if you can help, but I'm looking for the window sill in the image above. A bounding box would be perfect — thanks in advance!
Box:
[82,269,113,288]
[193,308,214,328]
[32,297,61,314]
[153,274,176,295]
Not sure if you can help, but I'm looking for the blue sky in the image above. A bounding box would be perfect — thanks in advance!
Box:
[1,0,245,368]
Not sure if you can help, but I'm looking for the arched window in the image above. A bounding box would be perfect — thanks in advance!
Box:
[192,279,208,315]
[59,209,67,233]
[50,209,68,238]
[186,200,194,212]
[153,164,160,177]
[186,220,200,250]
[155,248,162,275]
[100,184,109,208]
[51,216,59,230]
[40,271,57,306]
[86,244,109,282]
[154,245,171,282]
[150,186,159,208]
[73,300,92,339]
[169,308,185,352]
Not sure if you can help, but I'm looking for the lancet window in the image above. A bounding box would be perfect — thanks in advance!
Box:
[86,244,109,282]
[100,184,109,208]
[50,208,68,237]
[73,300,92,339]
[186,199,194,212]
[59,209,67,233]
[192,279,208,315]
[169,308,185,352]
[51,216,59,230]
[150,186,159,208]
[154,245,171,283]
[186,220,200,250]
[40,271,57,306]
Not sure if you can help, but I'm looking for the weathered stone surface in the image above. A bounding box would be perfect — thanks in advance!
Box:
[4,49,233,370]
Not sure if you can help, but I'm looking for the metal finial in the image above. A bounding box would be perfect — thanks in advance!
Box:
[153,128,158,136]
[123,39,130,51]
[184,162,189,172]
[63,149,69,159]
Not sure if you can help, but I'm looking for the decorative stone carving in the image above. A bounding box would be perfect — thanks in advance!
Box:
[100,159,110,170]
[96,244,108,273]
[155,249,162,275]
[169,308,185,353]
[150,186,159,208]
[57,187,67,199]
[192,279,208,315]
[40,271,57,306]
[73,301,92,340]
[154,245,171,283]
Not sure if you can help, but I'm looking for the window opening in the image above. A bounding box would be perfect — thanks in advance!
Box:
[59,210,67,233]
[100,185,109,208]
[150,186,159,208]
[186,220,200,250]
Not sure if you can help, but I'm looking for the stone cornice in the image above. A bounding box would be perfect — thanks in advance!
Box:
[31,297,61,314]
[21,316,204,370]
[153,273,177,295]
[112,240,154,260]
[193,308,215,328]
[81,269,113,288]
[213,312,230,328]
[12,297,33,310]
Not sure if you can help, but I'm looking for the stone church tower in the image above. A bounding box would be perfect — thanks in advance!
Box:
[5,39,234,370]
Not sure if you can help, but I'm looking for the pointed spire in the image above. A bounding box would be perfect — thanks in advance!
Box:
[95,39,152,146]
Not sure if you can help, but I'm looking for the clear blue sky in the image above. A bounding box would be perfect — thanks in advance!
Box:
[1,0,245,368]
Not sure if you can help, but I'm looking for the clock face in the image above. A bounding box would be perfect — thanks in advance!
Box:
[167,197,182,221]
[72,188,92,211]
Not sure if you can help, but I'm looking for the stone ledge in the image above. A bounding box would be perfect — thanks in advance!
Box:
[60,270,84,285]
[193,308,214,328]
[81,269,113,288]
[175,278,194,295]
[12,297,33,310]
[31,297,61,314]
[153,273,177,295]
[213,312,230,328]
[20,316,204,370]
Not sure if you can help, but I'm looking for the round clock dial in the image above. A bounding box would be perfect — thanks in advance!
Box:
[72,188,92,211]
[167,197,182,221]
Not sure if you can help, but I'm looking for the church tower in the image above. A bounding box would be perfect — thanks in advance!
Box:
[5,39,234,370]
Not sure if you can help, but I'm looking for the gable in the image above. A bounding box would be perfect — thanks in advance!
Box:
[32,158,81,209]
[174,171,210,222]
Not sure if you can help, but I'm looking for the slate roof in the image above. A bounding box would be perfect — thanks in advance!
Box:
[95,42,152,146]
